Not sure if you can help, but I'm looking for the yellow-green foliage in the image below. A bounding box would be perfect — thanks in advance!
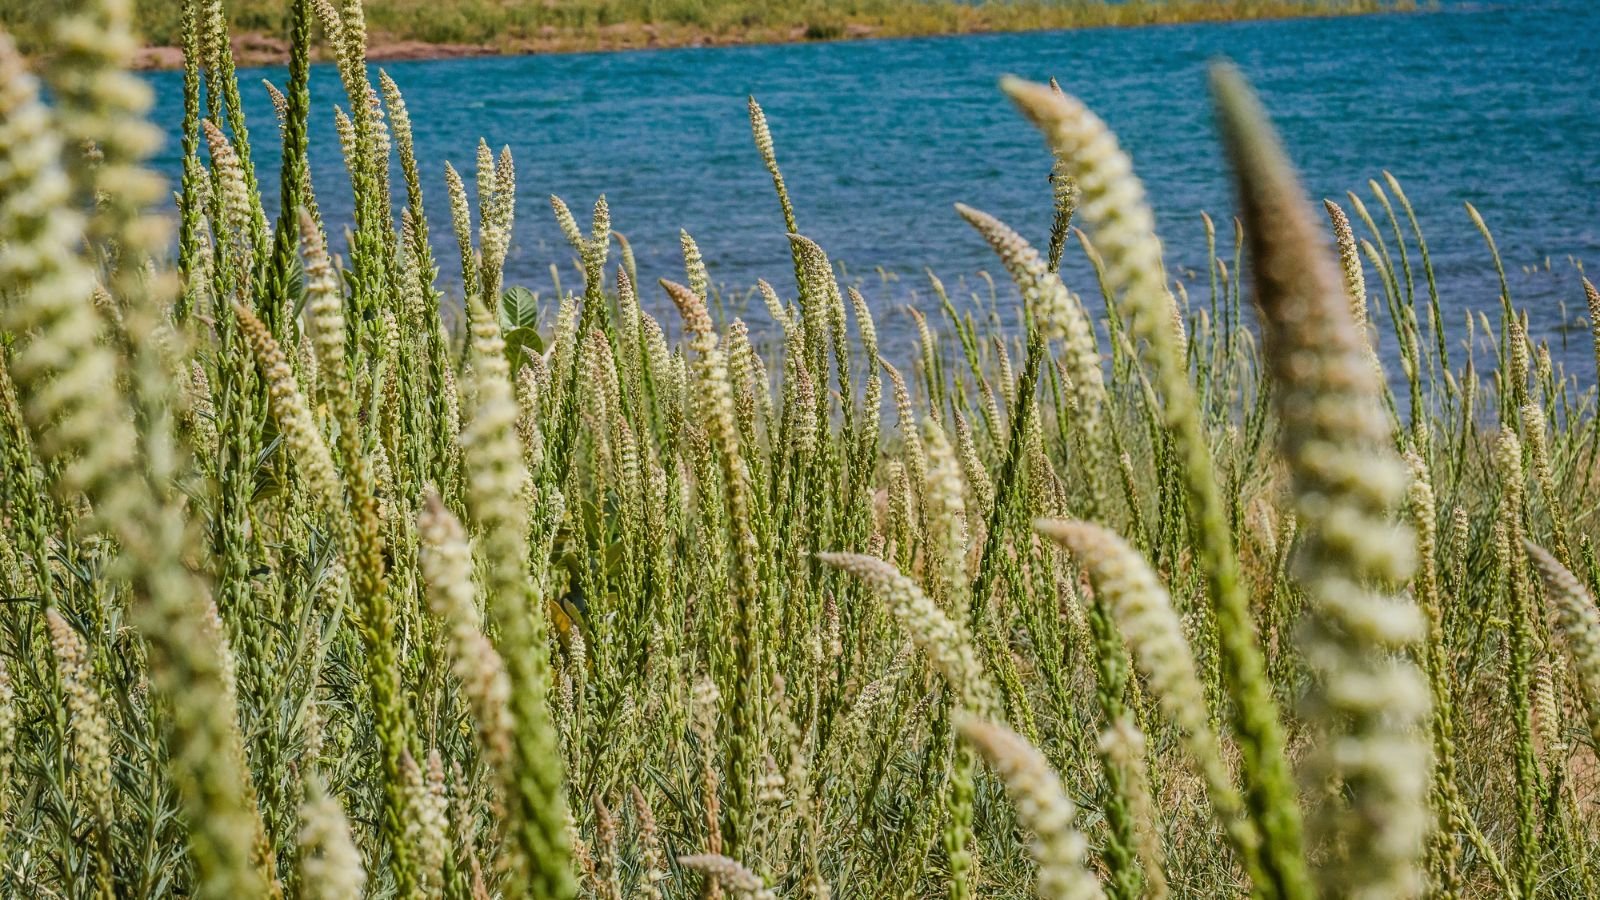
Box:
[0,2,1593,899]
[1,0,1413,56]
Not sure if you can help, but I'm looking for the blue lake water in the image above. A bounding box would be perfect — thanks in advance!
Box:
[143,1,1600,370]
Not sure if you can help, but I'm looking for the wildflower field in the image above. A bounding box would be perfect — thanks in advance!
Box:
[1,1,1597,899]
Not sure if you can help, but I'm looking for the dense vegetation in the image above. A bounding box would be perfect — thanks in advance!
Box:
[0,0,1596,899]
[0,0,1415,59]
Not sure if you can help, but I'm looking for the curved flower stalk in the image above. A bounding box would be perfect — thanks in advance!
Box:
[1035,519,1261,880]
[551,192,582,251]
[817,553,994,712]
[202,119,257,261]
[748,96,797,235]
[1004,74,1307,900]
[418,493,514,770]
[379,69,427,253]
[679,854,776,900]
[955,203,1104,431]
[957,716,1105,900]
[1524,542,1600,750]
[663,278,755,571]
[1212,63,1430,900]
[758,279,795,336]
[458,294,575,899]
[233,303,342,511]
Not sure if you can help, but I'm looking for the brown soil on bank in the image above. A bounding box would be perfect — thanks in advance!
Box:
[134,31,498,69]
[129,4,1410,72]
[132,22,899,70]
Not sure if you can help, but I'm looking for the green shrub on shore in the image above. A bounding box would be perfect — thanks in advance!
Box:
[1,0,1595,898]
[1,0,1414,59]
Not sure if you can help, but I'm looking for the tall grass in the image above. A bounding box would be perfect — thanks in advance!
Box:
[1,1,1597,899]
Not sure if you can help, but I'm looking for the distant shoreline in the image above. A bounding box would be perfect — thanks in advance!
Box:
[127,3,1422,71]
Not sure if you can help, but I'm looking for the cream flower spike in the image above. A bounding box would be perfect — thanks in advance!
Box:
[957,715,1105,900]
[1213,61,1429,900]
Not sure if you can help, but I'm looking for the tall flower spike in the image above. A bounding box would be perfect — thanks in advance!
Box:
[678,855,776,900]
[479,144,514,303]
[1323,199,1368,328]
[298,778,366,900]
[880,357,927,501]
[663,277,760,856]
[202,119,253,252]
[1324,198,1384,377]
[298,209,348,415]
[925,421,967,582]
[1212,62,1430,900]
[1035,519,1260,877]
[957,716,1105,900]
[0,33,267,896]
[757,279,794,335]
[816,553,994,712]
[48,0,168,262]
[234,302,343,513]
[1005,72,1307,900]
[952,410,993,520]
[551,194,582,249]
[748,95,797,234]
[680,230,709,300]
[1524,542,1600,749]
[458,293,574,898]
[403,750,451,895]
[46,610,115,831]
[445,161,478,301]
[955,203,1104,429]
[418,493,514,770]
